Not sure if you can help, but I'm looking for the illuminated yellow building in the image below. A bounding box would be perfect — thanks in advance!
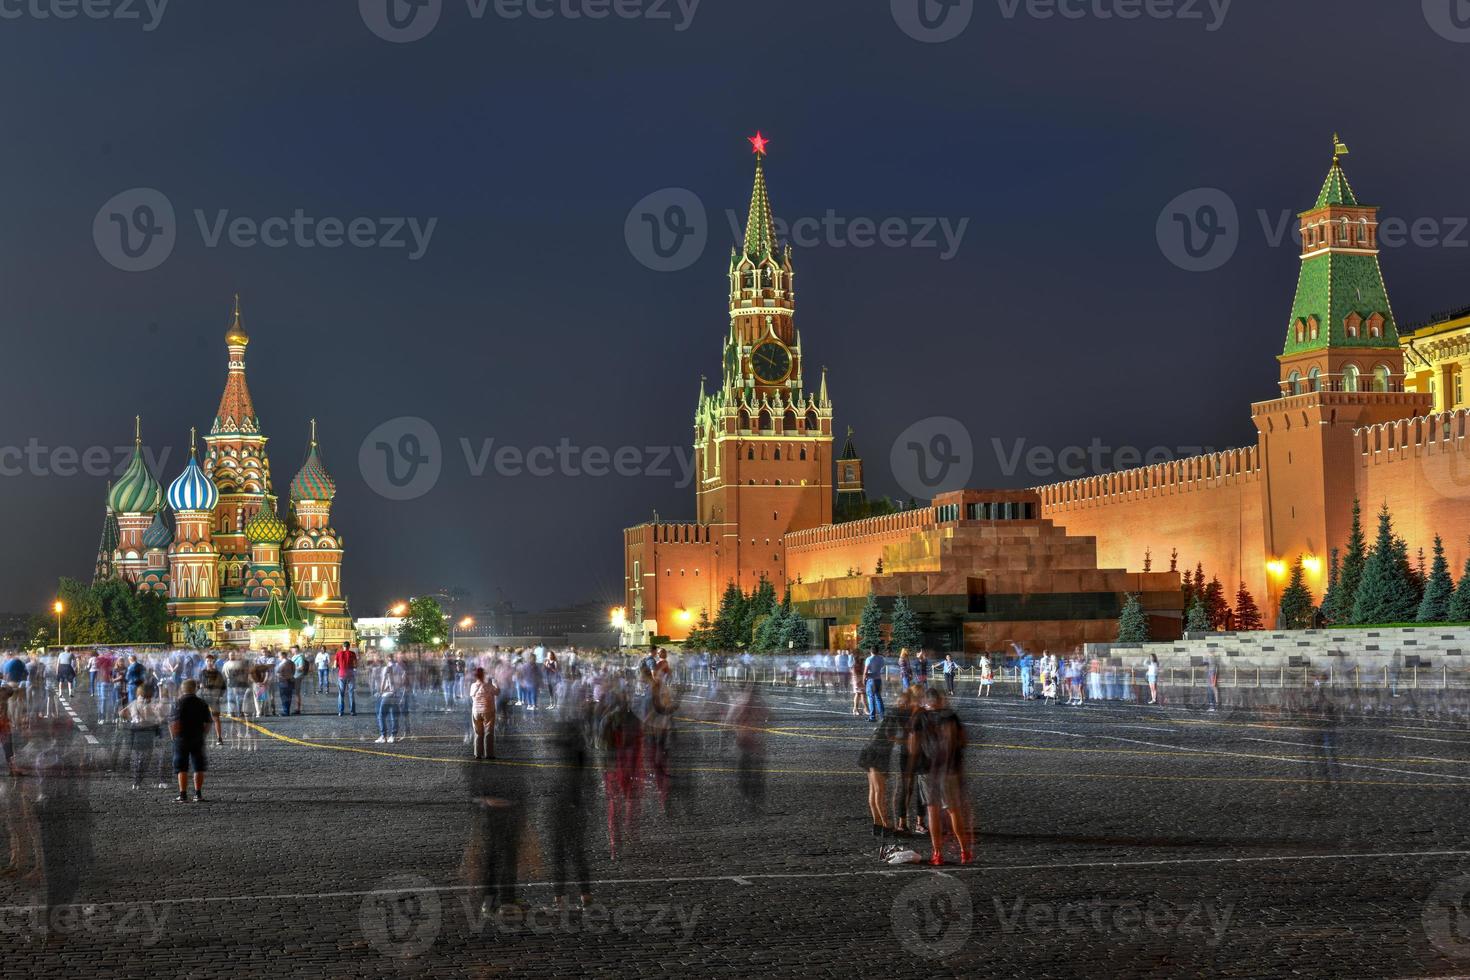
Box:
[1403,307,1470,412]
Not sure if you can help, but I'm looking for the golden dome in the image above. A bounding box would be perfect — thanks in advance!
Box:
[225,293,250,347]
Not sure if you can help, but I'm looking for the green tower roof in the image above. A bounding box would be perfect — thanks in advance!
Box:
[1314,160,1359,208]
[282,588,308,628]
[254,592,290,630]
[743,152,778,261]
[108,418,165,515]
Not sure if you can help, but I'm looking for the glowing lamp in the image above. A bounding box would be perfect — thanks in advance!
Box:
[611,607,627,629]
[53,601,63,615]
[1266,560,1287,578]
[677,609,693,623]
[1302,556,1322,574]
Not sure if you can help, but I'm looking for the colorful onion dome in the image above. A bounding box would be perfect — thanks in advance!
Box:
[142,511,174,550]
[245,498,288,544]
[225,293,250,347]
[290,420,336,502]
[168,430,220,513]
[108,417,165,515]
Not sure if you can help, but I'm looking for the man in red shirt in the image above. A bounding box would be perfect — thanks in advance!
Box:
[335,642,358,716]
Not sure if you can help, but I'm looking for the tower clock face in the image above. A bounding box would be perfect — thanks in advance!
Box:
[750,342,792,383]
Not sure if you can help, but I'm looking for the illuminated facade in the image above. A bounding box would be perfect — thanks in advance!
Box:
[95,298,354,649]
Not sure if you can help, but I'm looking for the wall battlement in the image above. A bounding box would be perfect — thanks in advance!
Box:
[1355,408,1470,458]
[784,506,937,549]
[1037,446,1261,513]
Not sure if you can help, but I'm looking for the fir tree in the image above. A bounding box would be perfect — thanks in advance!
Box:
[1449,544,1470,621]
[1321,547,1342,624]
[1399,537,1424,610]
[1234,581,1263,631]
[780,608,812,651]
[1334,500,1367,625]
[683,608,716,650]
[1185,596,1211,634]
[1278,555,1315,629]
[739,575,777,649]
[1351,505,1419,625]
[1418,535,1454,623]
[889,592,923,654]
[856,592,885,653]
[1204,576,1229,629]
[1117,593,1149,644]
[749,611,780,653]
[712,581,747,651]
[1194,562,1206,605]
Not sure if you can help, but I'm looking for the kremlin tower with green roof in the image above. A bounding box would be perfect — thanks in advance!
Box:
[93,298,353,649]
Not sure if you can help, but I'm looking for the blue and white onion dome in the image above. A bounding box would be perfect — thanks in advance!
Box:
[167,430,220,513]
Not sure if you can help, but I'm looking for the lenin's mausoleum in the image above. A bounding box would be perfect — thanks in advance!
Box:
[623,137,1470,653]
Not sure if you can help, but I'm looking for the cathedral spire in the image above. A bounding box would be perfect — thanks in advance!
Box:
[214,294,259,435]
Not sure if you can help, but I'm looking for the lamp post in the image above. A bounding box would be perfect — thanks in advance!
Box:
[53,600,63,647]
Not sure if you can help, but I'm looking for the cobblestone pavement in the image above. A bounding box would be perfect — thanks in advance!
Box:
[4,681,1470,978]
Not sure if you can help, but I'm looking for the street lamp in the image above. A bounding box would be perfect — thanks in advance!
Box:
[53,600,63,647]
[611,607,627,630]
[390,602,408,617]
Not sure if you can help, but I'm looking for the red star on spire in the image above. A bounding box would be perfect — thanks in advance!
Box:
[748,131,770,156]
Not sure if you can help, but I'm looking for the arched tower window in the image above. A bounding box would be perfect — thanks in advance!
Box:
[1342,364,1360,392]
[1308,367,1322,392]
[1287,370,1302,396]
[1373,364,1390,392]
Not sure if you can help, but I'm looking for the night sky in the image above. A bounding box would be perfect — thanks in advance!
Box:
[4,1,1469,616]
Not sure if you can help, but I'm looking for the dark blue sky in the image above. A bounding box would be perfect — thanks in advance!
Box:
[4,1,1469,615]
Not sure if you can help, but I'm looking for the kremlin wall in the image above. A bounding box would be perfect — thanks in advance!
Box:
[623,138,1470,654]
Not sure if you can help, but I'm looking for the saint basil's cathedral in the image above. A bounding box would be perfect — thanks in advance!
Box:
[93,299,353,649]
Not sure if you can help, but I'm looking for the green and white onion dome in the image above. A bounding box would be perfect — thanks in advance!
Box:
[109,443,165,514]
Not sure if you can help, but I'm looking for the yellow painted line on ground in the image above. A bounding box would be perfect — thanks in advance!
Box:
[225,717,1470,790]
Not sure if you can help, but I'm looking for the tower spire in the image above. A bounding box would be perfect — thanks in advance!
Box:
[744,133,778,260]
[134,414,141,447]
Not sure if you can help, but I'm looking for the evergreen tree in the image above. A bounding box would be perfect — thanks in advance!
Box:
[750,612,780,653]
[1399,537,1424,610]
[1204,576,1229,629]
[1117,593,1149,644]
[1234,581,1263,631]
[1278,555,1315,629]
[856,592,885,653]
[779,608,812,651]
[712,581,747,651]
[1449,544,1470,621]
[683,608,716,650]
[1333,500,1368,624]
[1194,562,1206,605]
[1352,505,1419,625]
[739,575,778,649]
[1185,596,1211,634]
[1321,547,1342,624]
[1418,535,1454,623]
[889,593,923,654]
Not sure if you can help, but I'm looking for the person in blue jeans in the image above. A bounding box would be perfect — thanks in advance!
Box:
[1018,648,1034,700]
[124,654,148,704]
[863,650,887,721]
[335,643,358,716]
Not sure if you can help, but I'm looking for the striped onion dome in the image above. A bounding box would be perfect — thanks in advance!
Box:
[290,424,336,502]
[245,498,288,544]
[142,511,174,550]
[167,445,220,513]
[108,426,165,515]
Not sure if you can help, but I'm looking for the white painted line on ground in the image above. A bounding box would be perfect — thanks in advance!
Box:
[4,848,1467,914]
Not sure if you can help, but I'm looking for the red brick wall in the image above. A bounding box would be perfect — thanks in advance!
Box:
[1357,410,1470,575]
[1037,450,1268,616]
